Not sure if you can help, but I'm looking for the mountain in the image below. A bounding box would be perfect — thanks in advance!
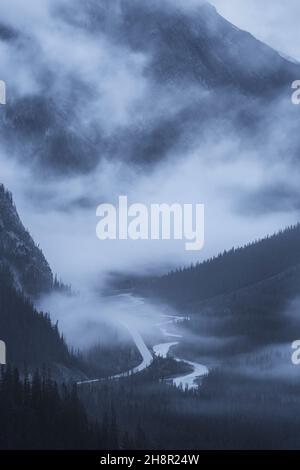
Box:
[0,1,299,173]
[87,0,299,92]
[0,184,53,295]
[122,224,300,351]
[131,224,300,307]
[0,184,69,368]
[0,185,88,377]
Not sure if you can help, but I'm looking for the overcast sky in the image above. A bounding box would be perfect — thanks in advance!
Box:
[1,0,300,287]
[210,0,300,61]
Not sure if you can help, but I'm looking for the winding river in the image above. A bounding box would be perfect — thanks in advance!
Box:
[77,295,208,389]
[154,315,208,390]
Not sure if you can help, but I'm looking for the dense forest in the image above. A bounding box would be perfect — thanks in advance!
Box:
[134,224,300,307]
[1,179,300,449]
[0,267,78,369]
[0,265,143,380]
[1,355,300,450]
[79,363,300,450]
[0,366,104,450]
[80,340,141,379]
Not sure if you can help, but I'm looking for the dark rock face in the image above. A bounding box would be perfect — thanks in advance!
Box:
[0,184,53,295]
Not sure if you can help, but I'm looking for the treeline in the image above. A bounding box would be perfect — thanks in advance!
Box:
[0,267,77,368]
[53,274,73,295]
[0,265,143,381]
[80,341,141,379]
[0,366,103,450]
[79,364,300,450]
[80,367,201,450]
[1,359,300,450]
[137,224,300,306]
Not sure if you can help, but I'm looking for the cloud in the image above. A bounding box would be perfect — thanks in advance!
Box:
[0,0,149,136]
[2,90,299,292]
[1,0,299,287]
[1,0,300,352]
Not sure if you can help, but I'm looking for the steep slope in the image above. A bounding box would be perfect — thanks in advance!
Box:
[0,184,53,295]
[84,0,299,92]
[132,224,300,307]
[188,262,300,344]
[0,266,75,369]
[0,185,87,375]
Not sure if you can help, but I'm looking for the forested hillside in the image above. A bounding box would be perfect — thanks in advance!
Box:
[0,267,78,369]
[136,224,300,306]
[0,184,53,295]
